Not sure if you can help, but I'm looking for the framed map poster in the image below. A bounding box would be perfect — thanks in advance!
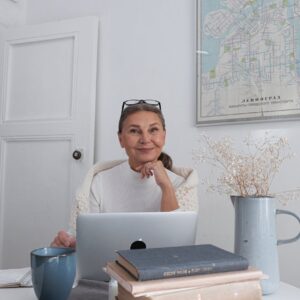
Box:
[196,0,300,125]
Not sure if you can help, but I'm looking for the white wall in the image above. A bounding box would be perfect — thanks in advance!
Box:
[0,0,26,27]
[25,0,300,288]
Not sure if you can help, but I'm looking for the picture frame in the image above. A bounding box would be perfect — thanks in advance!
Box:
[196,0,300,126]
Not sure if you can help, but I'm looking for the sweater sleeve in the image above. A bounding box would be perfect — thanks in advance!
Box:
[68,180,102,232]
[172,167,199,211]
[175,184,198,211]
[69,190,89,233]
[68,160,126,232]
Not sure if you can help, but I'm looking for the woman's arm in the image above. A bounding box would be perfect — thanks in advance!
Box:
[137,160,179,211]
[159,182,179,211]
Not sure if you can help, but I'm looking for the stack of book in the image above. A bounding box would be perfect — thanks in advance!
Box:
[105,244,264,300]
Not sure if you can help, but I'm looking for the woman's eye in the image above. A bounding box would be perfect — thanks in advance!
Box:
[149,127,159,133]
[129,128,140,134]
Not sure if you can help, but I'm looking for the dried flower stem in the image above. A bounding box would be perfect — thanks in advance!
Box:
[193,133,294,197]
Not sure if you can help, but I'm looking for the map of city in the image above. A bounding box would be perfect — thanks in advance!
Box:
[198,0,300,124]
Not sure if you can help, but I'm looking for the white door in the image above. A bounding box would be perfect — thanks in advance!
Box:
[0,17,98,268]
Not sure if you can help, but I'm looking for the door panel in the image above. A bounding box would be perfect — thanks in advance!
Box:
[5,36,74,121]
[0,17,98,268]
[1,137,71,267]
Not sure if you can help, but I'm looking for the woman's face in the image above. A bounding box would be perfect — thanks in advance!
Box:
[118,111,166,170]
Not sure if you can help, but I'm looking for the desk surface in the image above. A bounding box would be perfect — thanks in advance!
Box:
[0,282,299,299]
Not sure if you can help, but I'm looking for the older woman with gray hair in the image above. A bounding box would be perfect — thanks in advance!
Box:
[51,100,198,248]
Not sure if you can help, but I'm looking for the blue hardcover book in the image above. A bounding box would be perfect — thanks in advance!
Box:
[116,244,249,281]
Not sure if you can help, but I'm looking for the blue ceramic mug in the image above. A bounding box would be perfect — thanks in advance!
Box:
[31,247,76,300]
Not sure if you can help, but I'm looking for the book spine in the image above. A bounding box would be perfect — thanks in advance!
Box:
[138,260,249,281]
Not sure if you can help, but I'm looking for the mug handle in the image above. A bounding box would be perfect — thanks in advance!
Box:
[276,209,300,245]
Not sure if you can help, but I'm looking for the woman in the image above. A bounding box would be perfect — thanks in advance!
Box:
[51,100,198,247]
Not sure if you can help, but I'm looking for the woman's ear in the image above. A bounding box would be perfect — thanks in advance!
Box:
[118,133,125,148]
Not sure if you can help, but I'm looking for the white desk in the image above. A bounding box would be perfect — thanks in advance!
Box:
[0,282,300,300]
[263,282,300,299]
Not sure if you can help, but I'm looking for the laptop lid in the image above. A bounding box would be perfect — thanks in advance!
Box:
[76,211,198,281]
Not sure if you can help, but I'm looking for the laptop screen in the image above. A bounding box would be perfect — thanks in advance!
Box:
[76,211,198,281]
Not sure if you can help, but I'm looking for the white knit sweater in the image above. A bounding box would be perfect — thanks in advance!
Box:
[69,160,198,230]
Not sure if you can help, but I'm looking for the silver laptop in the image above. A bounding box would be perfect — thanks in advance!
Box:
[76,211,198,281]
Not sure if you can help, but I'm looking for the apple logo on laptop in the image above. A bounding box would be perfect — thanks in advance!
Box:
[130,239,146,250]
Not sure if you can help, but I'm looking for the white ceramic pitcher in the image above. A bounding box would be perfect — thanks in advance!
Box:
[231,196,300,295]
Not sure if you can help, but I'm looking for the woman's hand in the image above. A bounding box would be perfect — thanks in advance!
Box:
[50,230,76,248]
[136,160,171,188]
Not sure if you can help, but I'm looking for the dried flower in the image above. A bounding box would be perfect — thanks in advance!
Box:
[193,132,296,198]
